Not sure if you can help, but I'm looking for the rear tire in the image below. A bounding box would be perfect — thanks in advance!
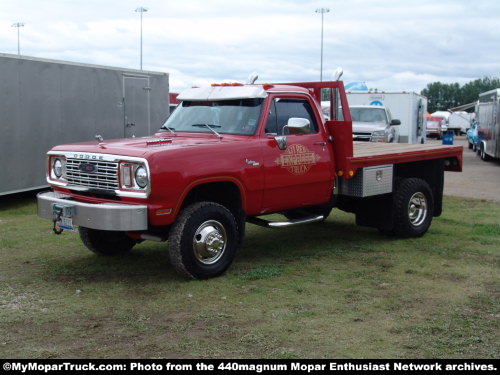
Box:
[391,178,434,238]
[79,227,137,256]
[168,202,240,279]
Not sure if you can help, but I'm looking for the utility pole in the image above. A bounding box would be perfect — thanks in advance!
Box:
[135,7,148,70]
[11,22,25,55]
[315,8,330,81]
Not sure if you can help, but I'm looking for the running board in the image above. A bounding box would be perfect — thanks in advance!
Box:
[247,215,324,228]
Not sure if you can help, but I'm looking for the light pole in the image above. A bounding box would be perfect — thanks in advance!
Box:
[315,8,329,81]
[11,22,25,55]
[135,7,148,70]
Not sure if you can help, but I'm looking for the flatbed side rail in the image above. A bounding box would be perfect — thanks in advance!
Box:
[347,144,463,172]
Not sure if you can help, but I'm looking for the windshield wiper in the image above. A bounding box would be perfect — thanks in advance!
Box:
[192,124,222,140]
[159,125,176,135]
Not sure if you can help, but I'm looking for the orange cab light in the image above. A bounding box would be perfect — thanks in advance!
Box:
[262,84,273,90]
[337,170,344,176]
[231,83,243,86]
[348,170,355,177]
[211,83,220,87]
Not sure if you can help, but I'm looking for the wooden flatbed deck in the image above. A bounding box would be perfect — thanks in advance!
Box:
[349,141,463,170]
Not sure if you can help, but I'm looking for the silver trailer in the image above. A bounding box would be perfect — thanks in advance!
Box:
[0,53,169,196]
[477,88,500,160]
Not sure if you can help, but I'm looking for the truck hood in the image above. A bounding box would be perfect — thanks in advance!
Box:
[51,133,241,158]
[352,121,387,133]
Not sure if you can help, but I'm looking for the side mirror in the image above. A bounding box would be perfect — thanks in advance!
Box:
[274,135,287,150]
[390,119,401,126]
[283,117,311,135]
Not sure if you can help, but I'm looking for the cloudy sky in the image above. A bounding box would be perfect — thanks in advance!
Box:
[1,0,499,92]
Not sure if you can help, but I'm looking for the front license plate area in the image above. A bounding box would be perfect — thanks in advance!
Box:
[52,203,76,231]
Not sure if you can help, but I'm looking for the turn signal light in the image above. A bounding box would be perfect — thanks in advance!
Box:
[121,164,133,187]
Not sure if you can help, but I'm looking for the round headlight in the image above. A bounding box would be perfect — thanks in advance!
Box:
[135,166,148,188]
[53,158,63,178]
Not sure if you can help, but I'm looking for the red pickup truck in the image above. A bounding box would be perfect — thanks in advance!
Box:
[37,79,462,279]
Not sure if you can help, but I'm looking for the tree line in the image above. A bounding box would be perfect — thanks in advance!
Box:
[421,77,500,113]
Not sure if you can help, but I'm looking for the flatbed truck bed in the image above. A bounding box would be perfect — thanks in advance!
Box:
[349,142,463,171]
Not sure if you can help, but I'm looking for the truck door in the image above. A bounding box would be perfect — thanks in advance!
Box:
[123,75,150,137]
[260,94,333,212]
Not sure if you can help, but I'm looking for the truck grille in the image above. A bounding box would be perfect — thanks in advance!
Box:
[65,158,119,190]
[353,132,372,141]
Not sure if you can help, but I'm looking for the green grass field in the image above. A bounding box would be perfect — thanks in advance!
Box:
[0,194,499,358]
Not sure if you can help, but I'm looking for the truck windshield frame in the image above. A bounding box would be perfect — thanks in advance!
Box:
[161,98,264,136]
[351,107,388,124]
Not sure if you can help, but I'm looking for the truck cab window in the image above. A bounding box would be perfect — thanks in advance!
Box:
[274,98,318,135]
[265,100,278,134]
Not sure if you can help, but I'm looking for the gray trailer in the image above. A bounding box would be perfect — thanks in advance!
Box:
[0,53,169,196]
[477,88,500,161]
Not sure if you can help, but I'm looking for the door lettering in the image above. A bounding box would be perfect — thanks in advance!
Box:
[275,144,321,175]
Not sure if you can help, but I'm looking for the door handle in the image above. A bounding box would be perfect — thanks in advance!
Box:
[314,141,327,146]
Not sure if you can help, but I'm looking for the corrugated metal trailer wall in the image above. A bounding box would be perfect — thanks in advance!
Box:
[0,53,169,195]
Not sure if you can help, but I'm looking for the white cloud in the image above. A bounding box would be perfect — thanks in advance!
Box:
[1,0,499,93]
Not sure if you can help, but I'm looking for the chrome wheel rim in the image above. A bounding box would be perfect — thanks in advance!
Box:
[408,192,427,226]
[193,220,227,265]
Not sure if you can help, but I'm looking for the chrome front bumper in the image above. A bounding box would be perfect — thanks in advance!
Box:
[37,191,148,231]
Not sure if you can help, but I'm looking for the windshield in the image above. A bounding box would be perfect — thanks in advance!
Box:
[161,99,263,135]
[350,108,388,124]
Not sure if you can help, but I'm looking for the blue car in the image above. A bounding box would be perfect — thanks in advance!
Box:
[466,122,479,151]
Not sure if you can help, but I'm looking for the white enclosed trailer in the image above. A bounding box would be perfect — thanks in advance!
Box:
[448,111,473,134]
[477,88,500,160]
[0,53,169,196]
[346,92,427,144]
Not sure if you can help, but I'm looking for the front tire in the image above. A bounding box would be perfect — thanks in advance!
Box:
[168,202,240,279]
[79,227,137,256]
[391,178,434,238]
